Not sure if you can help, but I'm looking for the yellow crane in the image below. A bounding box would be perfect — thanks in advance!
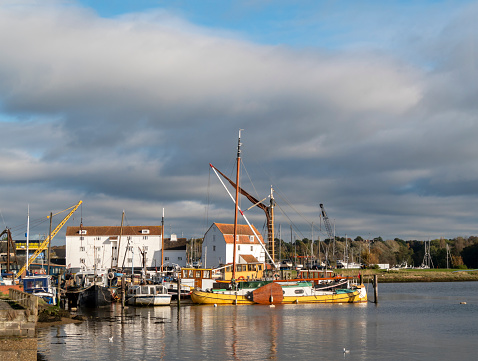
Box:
[16,200,82,279]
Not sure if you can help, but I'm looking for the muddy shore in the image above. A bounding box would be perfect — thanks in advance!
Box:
[339,268,478,283]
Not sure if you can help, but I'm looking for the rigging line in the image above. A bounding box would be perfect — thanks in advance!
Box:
[0,209,5,228]
[274,201,327,243]
[273,191,325,237]
[240,160,261,202]
[274,190,313,226]
[204,166,211,234]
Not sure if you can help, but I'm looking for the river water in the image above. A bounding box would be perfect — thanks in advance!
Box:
[37,282,478,360]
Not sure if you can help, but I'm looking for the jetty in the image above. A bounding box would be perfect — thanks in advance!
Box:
[0,288,38,360]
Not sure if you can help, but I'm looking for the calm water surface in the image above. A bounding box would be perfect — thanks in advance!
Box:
[37,282,478,360]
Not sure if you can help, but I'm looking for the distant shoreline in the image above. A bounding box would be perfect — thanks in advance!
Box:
[340,268,478,283]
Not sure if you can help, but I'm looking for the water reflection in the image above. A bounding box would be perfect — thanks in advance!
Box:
[37,283,478,361]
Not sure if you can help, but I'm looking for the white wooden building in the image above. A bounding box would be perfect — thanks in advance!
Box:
[163,234,188,268]
[66,225,176,273]
[201,223,266,268]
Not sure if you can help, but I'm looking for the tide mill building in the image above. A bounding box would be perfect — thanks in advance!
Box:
[65,226,187,273]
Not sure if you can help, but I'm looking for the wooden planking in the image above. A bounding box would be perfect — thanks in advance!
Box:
[252,282,283,304]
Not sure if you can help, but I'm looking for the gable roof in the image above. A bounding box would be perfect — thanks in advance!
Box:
[213,223,263,244]
[239,254,260,263]
[164,237,187,251]
[66,226,162,237]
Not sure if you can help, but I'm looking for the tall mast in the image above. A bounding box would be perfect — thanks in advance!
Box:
[161,208,164,272]
[26,205,30,273]
[269,186,275,264]
[232,129,242,282]
[115,210,124,269]
[48,212,52,275]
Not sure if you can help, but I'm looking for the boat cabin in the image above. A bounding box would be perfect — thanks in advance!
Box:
[181,268,214,290]
[22,275,57,305]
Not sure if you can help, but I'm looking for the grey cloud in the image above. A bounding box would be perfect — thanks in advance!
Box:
[1,3,478,244]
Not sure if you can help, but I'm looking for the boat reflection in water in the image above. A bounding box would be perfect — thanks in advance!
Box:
[37,282,478,361]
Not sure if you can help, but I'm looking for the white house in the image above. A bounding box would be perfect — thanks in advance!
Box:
[201,223,266,268]
[66,225,168,273]
[163,234,188,268]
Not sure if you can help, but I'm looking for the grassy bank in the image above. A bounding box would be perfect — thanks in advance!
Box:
[338,268,478,283]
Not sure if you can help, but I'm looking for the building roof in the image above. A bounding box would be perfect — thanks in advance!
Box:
[164,238,187,251]
[51,245,66,259]
[239,254,260,263]
[66,226,163,237]
[213,223,263,244]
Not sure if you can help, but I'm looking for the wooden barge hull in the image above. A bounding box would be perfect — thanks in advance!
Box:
[191,284,367,305]
[282,289,367,304]
[190,290,254,305]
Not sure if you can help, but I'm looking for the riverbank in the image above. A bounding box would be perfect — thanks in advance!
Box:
[339,268,478,283]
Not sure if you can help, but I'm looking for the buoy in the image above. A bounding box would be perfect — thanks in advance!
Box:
[214,304,217,307]
[460,302,467,305]
[269,304,275,308]
[343,348,350,354]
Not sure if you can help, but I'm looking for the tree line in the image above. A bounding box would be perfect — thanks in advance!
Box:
[272,235,478,269]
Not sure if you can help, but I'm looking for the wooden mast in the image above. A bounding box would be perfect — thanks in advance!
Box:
[232,130,242,282]
[116,210,124,270]
[161,208,164,272]
[269,186,275,264]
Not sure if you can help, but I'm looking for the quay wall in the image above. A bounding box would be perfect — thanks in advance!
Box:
[0,289,38,361]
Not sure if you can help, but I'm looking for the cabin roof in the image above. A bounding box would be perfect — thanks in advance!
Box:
[239,254,260,263]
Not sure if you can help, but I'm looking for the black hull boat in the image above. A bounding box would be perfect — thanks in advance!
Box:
[77,284,112,307]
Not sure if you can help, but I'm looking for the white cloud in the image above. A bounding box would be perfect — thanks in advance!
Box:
[1,2,478,244]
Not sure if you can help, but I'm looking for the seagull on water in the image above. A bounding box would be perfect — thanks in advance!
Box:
[109,337,113,342]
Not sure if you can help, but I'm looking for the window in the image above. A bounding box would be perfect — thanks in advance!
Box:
[95,236,101,241]
[213,235,216,242]
[127,258,132,263]
[127,246,133,251]
[294,289,304,294]
[165,257,170,261]
[80,236,84,241]
[178,257,182,261]
[250,246,253,251]
[96,246,101,251]
[238,245,240,250]
[79,246,85,252]
[250,236,254,242]
[80,258,85,264]
[144,246,148,250]
[143,236,148,240]
[213,246,216,251]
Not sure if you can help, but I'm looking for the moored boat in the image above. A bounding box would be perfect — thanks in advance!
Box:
[22,274,57,305]
[127,284,172,306]
[191,279,367,305]
[65,269,113,308]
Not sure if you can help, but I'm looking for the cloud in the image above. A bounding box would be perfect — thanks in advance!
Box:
[1,2,478,245]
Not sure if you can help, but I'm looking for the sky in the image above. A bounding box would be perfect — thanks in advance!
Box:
[1,0,478,246]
